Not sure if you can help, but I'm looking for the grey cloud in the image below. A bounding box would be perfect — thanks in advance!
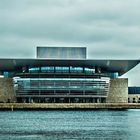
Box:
[0,0,140,45]
[0,0,140,85]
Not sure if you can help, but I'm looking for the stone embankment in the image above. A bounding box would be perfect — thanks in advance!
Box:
[0,103,140,110]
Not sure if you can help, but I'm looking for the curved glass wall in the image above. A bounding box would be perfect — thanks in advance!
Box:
[15,77,110,96]
[15,66,112,103]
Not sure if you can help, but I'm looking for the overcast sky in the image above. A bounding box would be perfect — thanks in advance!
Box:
[0,0,140,86]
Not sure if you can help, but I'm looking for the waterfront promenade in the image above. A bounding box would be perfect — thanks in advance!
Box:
[0,103,140,110]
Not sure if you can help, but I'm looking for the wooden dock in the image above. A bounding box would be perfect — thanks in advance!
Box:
[0,103,140,110]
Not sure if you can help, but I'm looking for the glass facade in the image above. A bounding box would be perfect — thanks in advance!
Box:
[14,66,111,103]
[15,77,109,94]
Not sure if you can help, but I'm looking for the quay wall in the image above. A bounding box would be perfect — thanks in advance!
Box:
[0,103,140,110]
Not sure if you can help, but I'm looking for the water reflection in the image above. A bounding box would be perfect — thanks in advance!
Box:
[0,110,140,140]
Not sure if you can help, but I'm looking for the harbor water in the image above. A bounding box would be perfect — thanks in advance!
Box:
[0,109,140,140]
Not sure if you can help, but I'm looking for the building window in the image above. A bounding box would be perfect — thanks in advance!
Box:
[84,68,95,74]
[70,67,83,73]
[29,67,40,73]
[138,99,140,103]
[55,67,69,73]
[41,67,54,73]
[133,98,136,103]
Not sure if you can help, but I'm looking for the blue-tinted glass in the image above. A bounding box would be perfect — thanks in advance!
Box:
[29,67,40,73]
[85,68,95,73]
[55,67,69,73]
[41,67,54,73]
[128,87,140,94]
[70,67,83,73]
[3,72,9,78]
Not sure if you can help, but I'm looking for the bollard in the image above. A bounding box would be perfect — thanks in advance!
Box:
[11,105,13,111]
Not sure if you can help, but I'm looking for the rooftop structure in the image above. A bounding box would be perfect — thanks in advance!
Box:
[36,47,86,59]
[0,59,138,76]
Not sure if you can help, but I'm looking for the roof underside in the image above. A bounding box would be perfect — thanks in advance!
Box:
[0,59,139,76]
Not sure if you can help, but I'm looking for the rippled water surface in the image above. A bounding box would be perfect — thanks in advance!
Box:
[0,109,140,140]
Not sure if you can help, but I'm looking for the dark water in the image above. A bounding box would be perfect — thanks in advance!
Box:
[0,110,140,140]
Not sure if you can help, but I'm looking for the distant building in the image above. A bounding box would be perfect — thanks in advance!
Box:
[128,87,140,103]
[0,47,139,103]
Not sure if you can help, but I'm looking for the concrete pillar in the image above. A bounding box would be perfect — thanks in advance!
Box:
[97,98,100,103]
[0,78,16,103]
[106,78,128,103]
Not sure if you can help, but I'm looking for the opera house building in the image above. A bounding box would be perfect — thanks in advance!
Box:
[0,47,139,103]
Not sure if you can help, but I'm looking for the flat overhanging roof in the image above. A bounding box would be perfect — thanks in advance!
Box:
[0,58,139,76]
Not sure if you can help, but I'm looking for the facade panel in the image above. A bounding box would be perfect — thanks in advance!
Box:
[36,47,86,59]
